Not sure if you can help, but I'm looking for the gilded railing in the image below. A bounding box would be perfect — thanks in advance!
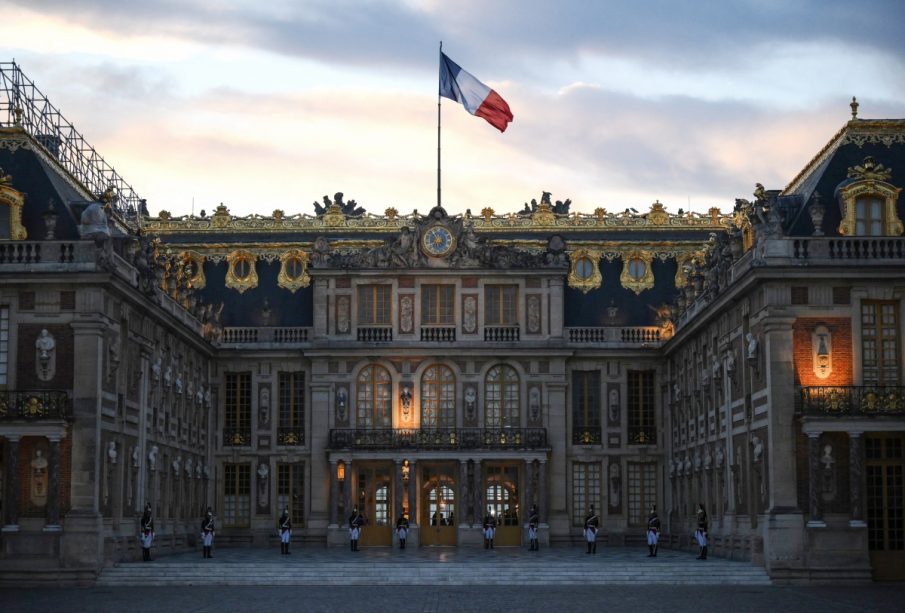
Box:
[328,428,547,450]
[799,386,905,417]
[0,390,71,421]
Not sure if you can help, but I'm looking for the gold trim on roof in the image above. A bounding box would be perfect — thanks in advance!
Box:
[567,249,603,293]
[837,173,904,237]
[0,167,27,240]
[225,249,258,294]
[143,201,731,235]
[619,251,655,294]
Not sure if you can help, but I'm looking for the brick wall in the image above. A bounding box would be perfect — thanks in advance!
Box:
[792,317,852,387]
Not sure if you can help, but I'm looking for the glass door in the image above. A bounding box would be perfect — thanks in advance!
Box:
[866,435,905,580]
[421,464,457,546]
[356,464,393,546]
[484,464,520,546]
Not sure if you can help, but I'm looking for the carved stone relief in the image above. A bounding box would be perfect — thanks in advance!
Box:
[399,294,414,334]
[336,295,351,334]
[35,329,56,381]
[607,458,622,514]
[259,385,271,428]
[462,295,477,335]
[526,294,541,334]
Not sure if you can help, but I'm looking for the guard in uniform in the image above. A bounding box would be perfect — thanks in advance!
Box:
[527,504,539,551]
[482,514,496,549]
[201,507,216,558]
[140,503,154,561]
[349,507,365,552]
[646,506,660,557]
[695,503,708,560]
[395,514,409,549]
[584,505,599,554]
[279,507,292,555]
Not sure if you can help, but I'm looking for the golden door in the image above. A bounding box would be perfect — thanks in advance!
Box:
[421,464,457,546]
[484,464,520,546]
[866,435,905,580]
[356,464,393,547]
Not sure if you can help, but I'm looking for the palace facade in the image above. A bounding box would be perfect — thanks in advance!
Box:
[1,65,904,583]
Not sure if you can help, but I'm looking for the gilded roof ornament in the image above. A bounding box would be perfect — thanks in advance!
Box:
[847,156,892,182]
[850,96,859,120]
[0,166,11,185]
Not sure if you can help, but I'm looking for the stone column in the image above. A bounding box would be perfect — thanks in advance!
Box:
[525,460,535,514]
[459,459,470,524]
[309,382,332,531]
[848,432,866,527]
[538,459,548,524]
[2,436,20,531]
[763,317,798,511]
[329,460,339,526]
[407,460,417,525]
[342,460,351,519]
[473,459,483,524]
[394,459,404,522]
[44,435,62,530]
[807,432,825,527]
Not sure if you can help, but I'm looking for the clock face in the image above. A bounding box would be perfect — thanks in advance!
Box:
[421,225,455,257]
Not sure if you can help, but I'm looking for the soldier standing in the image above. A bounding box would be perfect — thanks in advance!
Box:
[695,503,708,560]
[584,505,599,554]
[201,507,216,558]
[349,507,365,552]
[527,504,539,551]
[482,514,496,549]
[646,506,660,557]
[140,503,154,562]
[395,513,409,549]
[279,507,292,555]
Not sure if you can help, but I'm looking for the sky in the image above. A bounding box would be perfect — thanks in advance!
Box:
[2,0,905,218]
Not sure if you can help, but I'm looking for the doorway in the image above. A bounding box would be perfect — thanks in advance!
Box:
[421,464,457,546]
[866,434,905,580]
[485,464,520,546]
[356,464,393,547]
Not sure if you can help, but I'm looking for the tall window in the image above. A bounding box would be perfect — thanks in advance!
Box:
[277,463,305,526]
[223,463,251,527]
[572,462,601,526]
[0,306,8,386]
[572,370,601,444]
[627,462,657,526]
[225,372,252,442]
[358,284,392,325]
[627,370,656,444]
[357,365,392,427]
[278,372,305,445]
[485,365,519,428]
[855,195,886,236]
[421,364,456,428]
[422,284,455,325]
[862,301,900,385]
[484,285,518,326]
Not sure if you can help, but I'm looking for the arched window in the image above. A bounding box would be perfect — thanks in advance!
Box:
[421,364,456,428]
[485,365,519,428]
[356,365,392,428]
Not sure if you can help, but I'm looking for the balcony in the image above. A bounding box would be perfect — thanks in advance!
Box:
[0,390,71,421]
[792,237,905,261]
[484,326,520,342]
[799,386,905,418]
[566,326,663,346]
[357,326,393,342]
[328,427,547,450]
[219,326,311,346]
[572,428,602,445]
[420,326,456,342]
[628,425,657,445]
[222,428,251,446]
[277,426,305,446]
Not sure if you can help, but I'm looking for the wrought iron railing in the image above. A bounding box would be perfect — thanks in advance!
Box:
[0,390,71,421]
[628,425,657,445]
[799,386,905,417]
[0,61,142,224]
[277,427,304,446]
[572,428,602,445]
[222,428,251,446]
[328,427,547,450]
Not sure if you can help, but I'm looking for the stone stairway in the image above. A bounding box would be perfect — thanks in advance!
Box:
[97,547,771,586]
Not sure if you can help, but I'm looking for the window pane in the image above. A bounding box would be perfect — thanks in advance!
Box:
[357,365,392,427]
[421,364,456,428]
[485,365,519,427]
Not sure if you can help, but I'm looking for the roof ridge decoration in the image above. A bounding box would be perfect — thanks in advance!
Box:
[0,165,27,239]
[145,199,731,234]
[782,118,905,196]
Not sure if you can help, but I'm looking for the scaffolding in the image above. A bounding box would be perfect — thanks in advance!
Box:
[0,60,142,225]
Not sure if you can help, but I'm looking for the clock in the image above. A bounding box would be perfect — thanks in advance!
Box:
[421,224,456,258]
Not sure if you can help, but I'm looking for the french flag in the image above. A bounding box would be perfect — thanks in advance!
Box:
[439,52,513,133]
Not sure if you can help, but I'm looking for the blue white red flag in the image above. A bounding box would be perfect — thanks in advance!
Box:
[439,52,513,132]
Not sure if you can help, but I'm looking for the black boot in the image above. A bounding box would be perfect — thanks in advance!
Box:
[490,539,494,549]
[586,542,591,554]
[696,546,703,559]
[286,542,291,555]
[702,546,707,560]
[203,546,208,558]
[485,539,489,550]
[281,543,286,555]
[653,545,658,557]
[208,547,213,558]
[592,542,597,554]
[648,545,653,557]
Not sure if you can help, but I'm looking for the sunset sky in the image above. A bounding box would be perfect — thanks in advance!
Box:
[3,0,904,218]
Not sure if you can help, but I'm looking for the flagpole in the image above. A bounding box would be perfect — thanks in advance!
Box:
[437,41,442,209]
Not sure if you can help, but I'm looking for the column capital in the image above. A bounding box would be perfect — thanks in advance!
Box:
[847,431,864,438]
[760,316,797,333]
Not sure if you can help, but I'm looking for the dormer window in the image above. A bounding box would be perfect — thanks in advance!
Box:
[837,156,903,237]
